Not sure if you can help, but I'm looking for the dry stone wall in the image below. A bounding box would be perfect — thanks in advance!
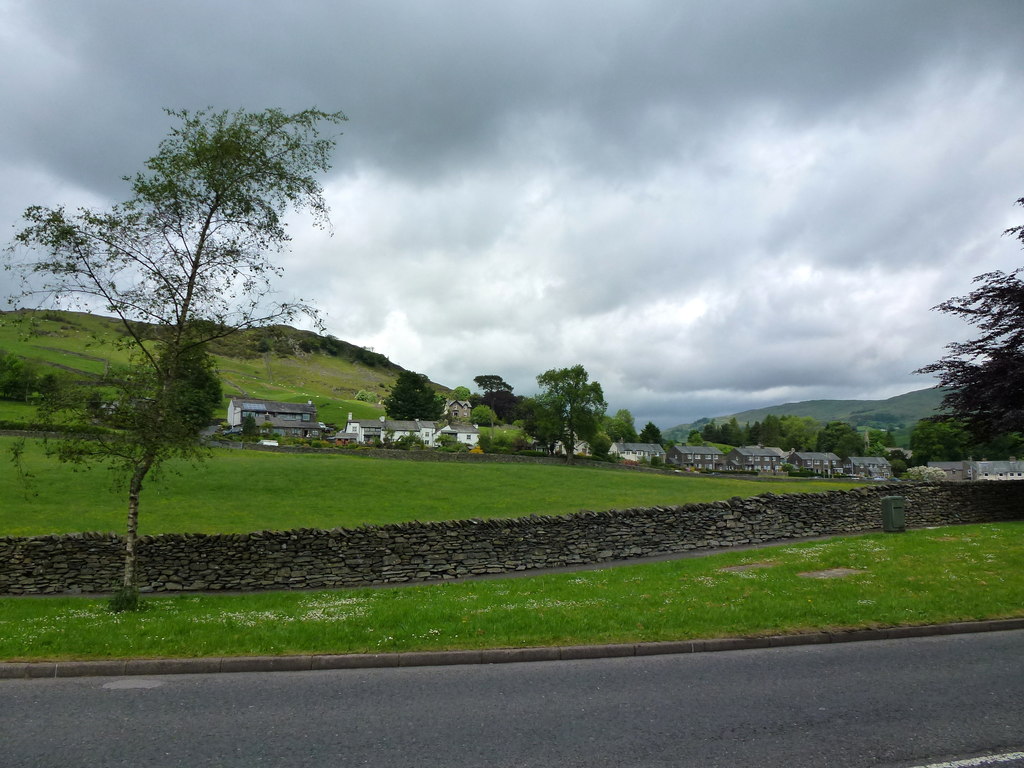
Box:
[2,481,1022,595]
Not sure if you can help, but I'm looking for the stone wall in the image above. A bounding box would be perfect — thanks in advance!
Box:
[2,481,1022,595]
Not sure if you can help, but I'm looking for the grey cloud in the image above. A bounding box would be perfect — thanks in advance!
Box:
[4,0,1024,428]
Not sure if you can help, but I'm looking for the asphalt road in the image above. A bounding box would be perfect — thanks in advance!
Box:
[2,631,1022,768]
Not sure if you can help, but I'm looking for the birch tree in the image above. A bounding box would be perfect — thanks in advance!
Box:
[6,107,346,608]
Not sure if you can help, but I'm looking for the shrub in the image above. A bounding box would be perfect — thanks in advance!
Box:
[904,465,946,482]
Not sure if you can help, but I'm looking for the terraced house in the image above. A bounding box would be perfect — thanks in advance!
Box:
[226,398,321,438]
[724,445,787,473]
[666,444,724,470]
[786,451,842,477]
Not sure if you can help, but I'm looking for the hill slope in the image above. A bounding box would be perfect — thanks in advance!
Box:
[663,388,947,444]
[0,310,444,427]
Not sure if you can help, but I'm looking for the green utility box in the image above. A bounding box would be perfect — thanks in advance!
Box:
[881,496,906,533]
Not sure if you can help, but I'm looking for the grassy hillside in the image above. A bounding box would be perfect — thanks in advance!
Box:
[0,310,446,427]
[664,388,947,444]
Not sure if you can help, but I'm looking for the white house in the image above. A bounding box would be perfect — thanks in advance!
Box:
[336,414,437,446]
[436,422,480,448]
[609,442,667,463]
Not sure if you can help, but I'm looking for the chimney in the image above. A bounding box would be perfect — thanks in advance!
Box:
[347,412,353,422]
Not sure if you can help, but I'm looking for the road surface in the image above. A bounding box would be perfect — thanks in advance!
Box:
[2,631,1022,767]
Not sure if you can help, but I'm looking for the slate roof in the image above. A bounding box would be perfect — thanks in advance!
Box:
[232,398,316,415]
[669,445,724,455]
[613,442,667,454]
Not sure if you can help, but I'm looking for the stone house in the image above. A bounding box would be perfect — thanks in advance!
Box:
[724,446,787,473]
[445,399,473,421]
[844,456,892,478]
[666,444,724,470]
[226,398,321,438]
[786,451,842,476]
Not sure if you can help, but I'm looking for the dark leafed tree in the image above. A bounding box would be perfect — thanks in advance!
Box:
[6,107,347,609]
[473,374,519,421]
[917,203,1024,439]
[816,421,863,460]
[535,364,607,465]
[384,370,444,421]
[473,374,513,394]
[516,396,562,455]
[638,421,662,445]
[908,419,971,465]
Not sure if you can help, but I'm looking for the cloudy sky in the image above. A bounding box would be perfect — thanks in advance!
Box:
[3,1,1023,428]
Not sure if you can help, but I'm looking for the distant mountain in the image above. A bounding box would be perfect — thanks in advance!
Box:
[663,388,947,445]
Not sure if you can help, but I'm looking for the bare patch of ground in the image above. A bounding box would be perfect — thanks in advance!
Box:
[798,568,865,579]
[719,562,776,573]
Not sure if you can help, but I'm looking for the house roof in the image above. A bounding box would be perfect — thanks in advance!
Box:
[730,446,784,458]
[230,398,316,415]
[614,442,666,454]
[669,445,724,456]
[788,451,841,462]
[386,420,436,431]
[438,423,479,435]
[847,456,891,466]
[741,445,786,457]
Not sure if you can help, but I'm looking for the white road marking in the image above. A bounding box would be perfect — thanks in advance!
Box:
[102,678,165,689]
[912,753,1024,768]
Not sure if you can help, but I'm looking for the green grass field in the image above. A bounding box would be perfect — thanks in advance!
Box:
[1,436,866,536]
[2,523,1020,661]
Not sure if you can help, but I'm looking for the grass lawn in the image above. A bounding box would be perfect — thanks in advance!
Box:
[1,523,1020,662]
[1,437,867,536]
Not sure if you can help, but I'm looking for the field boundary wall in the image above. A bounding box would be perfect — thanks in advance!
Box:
[2,481,1022,595]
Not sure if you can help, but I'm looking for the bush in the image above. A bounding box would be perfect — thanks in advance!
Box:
[904,465,946,482]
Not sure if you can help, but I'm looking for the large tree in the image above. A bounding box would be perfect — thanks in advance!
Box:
[917,262,1024,438]
[473,374,519,421]
[535,364,607,465]
[6,107,346,607]
[605,409,638,443]
[909,419,971,464]
[816,421,863,460]
[638,421,663,445]
[384,370,443,421]
[516,396,563,455]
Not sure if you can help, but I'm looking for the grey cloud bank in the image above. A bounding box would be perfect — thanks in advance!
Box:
[3,0,1023,427]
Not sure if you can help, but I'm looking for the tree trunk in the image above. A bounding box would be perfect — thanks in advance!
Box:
[564,431,576,465]
[123,457,154,592]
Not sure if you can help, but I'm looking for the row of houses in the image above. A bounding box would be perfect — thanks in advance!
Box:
[662,443,894,478]
[225,398,481,447]
[928,459,1024,481]
[225,401,894,475]
[333,414,480,448]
